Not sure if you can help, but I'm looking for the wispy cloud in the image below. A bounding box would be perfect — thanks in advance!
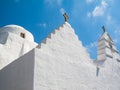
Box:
[114,27,120,43]
[86,42,97,51]
[57,0,63,6]
[86,41,97,53]
[107,15,111,21]
[44,0,63,6]
[87,12,92,18]
[37,23,47,28]
[60,8,66,15]
[86,0,120,55]
[86,0,112,18]
[92,0,108,17]
[86,0,94,4]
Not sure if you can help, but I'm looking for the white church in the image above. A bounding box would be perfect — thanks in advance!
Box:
[0,16,120,90]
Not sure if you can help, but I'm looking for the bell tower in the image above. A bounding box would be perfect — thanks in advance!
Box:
[97,26,120,61]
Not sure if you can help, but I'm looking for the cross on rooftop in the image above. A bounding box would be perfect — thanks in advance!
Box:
[102,26,106,33]
[63,13,69,22]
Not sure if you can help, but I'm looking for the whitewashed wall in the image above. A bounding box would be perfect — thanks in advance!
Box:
[0,25,37,69]
[0,23,120,90]
[0,49,35,90]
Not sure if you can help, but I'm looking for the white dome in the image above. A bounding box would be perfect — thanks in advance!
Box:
[0,25,34,42]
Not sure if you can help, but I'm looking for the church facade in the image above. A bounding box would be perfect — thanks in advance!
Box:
[0,22,120,90]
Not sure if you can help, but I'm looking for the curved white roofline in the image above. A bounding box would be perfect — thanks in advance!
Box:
[0,24,34,42]
[4,24,26,30]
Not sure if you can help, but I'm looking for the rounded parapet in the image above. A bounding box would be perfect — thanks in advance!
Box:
[0,25,34,42]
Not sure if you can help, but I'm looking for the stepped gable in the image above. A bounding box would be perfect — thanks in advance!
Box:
[36,22,91,62]
[37,22,77,48]
[33,23,120,90]
[0,23,120,90]
[36,22,68,48]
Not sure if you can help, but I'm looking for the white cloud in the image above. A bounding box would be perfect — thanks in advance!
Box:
[87,0,114,18]
[107,15,111,21]
[87,12,92,18]
[44,0,63,6]
[86,42,97,49]
[114,28,120,38]
[60,8,66,15]
[114,29,120,34]
[113,39,119,44]
[57,0,63,6]
[86,0,94,4]
[37,23,47,28]
[92,0,108,17]
[86,41,97,52]
[92,6,104,17]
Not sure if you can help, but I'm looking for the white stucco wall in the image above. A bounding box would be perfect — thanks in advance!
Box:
[0,25,37,69]
[0,22,120,90]
[0,49,35,90]
[34,22,120,90]
[34,47,120,90]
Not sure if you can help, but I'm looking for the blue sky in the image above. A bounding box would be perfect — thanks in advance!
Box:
[0,0,120,59]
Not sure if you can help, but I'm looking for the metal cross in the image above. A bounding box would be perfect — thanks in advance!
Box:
[102,26,106,33]
[63,13,69,22]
